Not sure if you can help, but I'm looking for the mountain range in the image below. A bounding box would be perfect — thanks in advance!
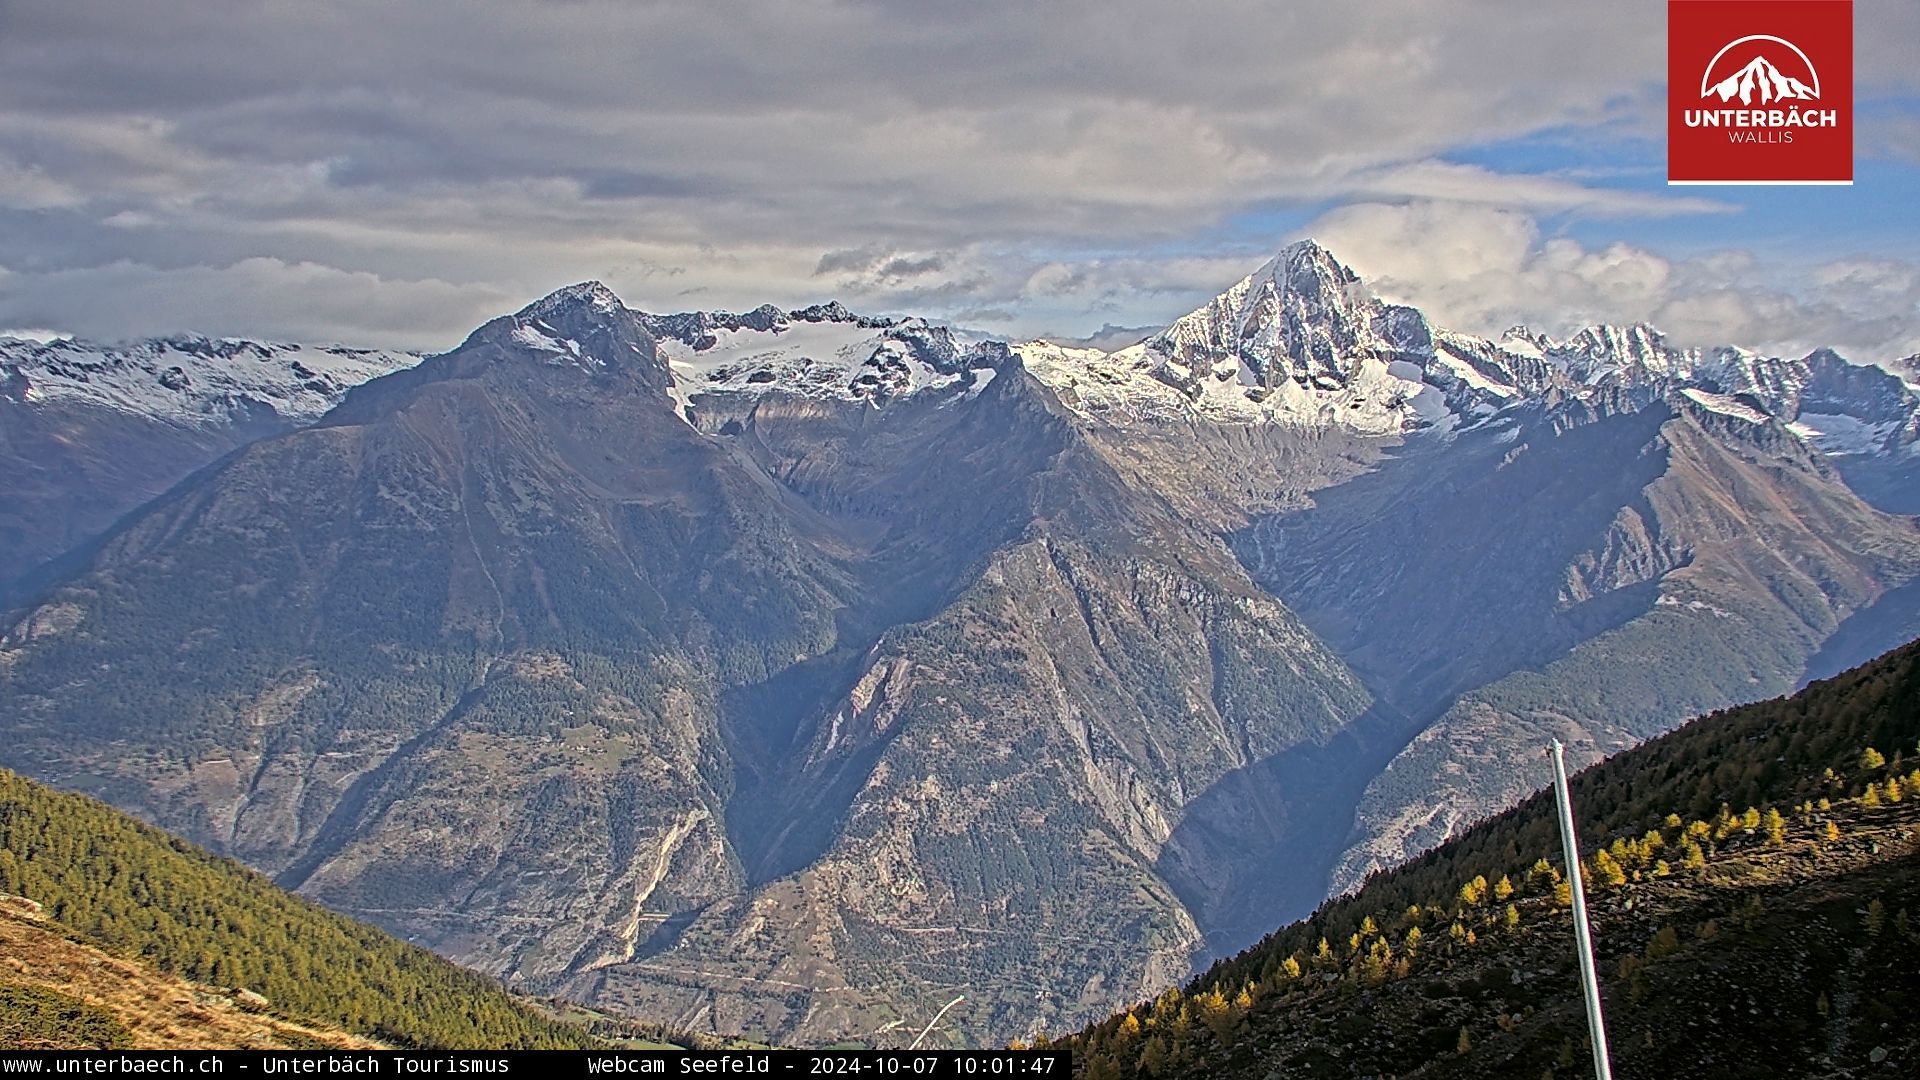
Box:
[0,335,418,596]
[2,240,1916,1046]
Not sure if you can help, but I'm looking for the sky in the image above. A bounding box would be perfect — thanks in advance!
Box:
[0,0,1916,360]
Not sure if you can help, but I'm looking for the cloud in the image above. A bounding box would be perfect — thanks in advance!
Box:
[1345,161,1733,217]
[0,258,511,348]
[0,1,1914,345]
[1036,323,1164,352]
[0,155,85,210]
[1305,200,1920,360]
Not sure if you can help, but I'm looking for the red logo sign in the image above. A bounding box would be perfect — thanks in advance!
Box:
[1668,0,1852,185]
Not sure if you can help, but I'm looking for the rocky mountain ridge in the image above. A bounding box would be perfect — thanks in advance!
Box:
[2,243,1916,1049]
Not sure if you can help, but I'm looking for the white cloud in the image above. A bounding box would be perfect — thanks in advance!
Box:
[1345,161,1732,218]
[1305,200,1920,361]
[0,258,512,349]
[0,156,85,210]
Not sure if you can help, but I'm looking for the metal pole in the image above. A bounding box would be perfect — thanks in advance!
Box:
[1550,740,1614,1080]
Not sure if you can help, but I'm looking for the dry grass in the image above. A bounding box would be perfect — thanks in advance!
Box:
[0,898,381,1050]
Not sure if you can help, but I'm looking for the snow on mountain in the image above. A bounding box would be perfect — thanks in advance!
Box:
[640,301,1006,406]
[0,335,422,427]
[1533,328,1920,458]
[1788,412,1911,457]
[1017,242,1475,435]
[1680,386,1771,425]
[1015,242,1920,469]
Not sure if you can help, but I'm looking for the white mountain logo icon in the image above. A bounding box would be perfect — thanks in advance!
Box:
[1700,35,1820,105]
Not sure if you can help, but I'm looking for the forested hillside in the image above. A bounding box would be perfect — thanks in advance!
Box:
[1053,636,1920,1078]
[0,768,598,1049]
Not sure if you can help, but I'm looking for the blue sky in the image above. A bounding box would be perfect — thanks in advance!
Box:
[0,0,1914,360]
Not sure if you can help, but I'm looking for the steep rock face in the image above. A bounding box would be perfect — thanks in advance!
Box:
[1236,390,1920,896]
[0,284,1372,1047]
[0,336,419,591]
[580,527,1369,1043]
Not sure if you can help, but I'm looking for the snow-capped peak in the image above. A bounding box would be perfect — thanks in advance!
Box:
[1020,241,1459,433]
[468,280,669,381]
[0,334,422,427]
[1014,240,1920,461]
[518,280,626,320]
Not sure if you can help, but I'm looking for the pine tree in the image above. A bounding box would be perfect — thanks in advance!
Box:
[1764,808,1787,845]
[1866,899,1886,937]
[1139,1036,1168,1075]
[1862,747,1887,771]
[1493,875,1515,901]
[1457,1027,1472,1054]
